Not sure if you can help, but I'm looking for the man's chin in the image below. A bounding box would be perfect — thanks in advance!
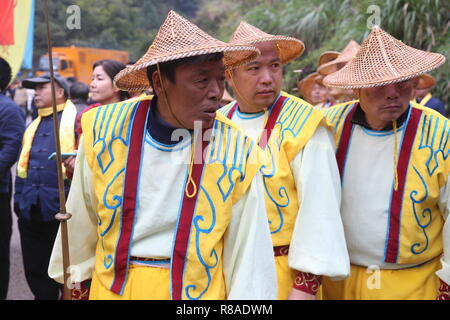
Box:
[255,96,277,110]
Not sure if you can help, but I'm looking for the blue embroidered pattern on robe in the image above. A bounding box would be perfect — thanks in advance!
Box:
[185,186,218,300]
[91,101,139,268]
[208,120,254,202]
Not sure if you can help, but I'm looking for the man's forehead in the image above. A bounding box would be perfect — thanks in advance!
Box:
[244,41,280,65]
[180,60,225,74]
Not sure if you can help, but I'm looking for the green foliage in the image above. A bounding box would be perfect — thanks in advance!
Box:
[196,0,449,106]
[33,0,199,65]
[33,0,448,105]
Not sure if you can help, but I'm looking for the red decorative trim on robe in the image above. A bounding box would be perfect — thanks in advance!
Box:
[437,279,450,300]
[226,96,287,149]
[110,100,151,294]
[293,271,322,295]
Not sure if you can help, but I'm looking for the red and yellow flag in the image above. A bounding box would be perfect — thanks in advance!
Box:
[0,0,33,82]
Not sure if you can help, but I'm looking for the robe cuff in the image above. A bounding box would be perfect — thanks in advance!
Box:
[437,279,450,300]
[71,279,91,300]
[293,271,322,295]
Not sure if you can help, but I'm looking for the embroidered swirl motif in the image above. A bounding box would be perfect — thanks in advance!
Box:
[260,145,289,234]
[98,168,125,269]
[277,99,312,145]
[92,102,136,269]
[209,122,253,202]
[410,166,432,255]
[185,186,218,300]
[419,115,450,177]
[93,102,135,173]
[437,281,450,300]
[293,272,322,295]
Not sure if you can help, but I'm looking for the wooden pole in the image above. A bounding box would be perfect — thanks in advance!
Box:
[44,0,72,300]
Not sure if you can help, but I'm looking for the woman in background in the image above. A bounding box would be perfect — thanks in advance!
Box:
[66,60,129,175]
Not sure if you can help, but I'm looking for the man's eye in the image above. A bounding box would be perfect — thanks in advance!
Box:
[195,78,208,84]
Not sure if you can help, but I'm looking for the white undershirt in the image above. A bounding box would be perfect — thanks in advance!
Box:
[224,104,350,279]
[342,124,450,281]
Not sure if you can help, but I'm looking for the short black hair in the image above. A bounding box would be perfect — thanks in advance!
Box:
[0,57,12,92]
[146,52,224,95]
[70,81,89,102]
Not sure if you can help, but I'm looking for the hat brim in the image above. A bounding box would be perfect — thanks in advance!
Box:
[318,51,340,67]
[323,27,445,89]
[323,63,445,89]
[318,57,350,76]
[114,45,259,91]
[416,74,436,89]
[298,73,324,97]
[227,36,305,68]
[22,77,51,89]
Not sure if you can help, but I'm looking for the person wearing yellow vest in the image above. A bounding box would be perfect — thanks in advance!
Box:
[220,22,350,300]
[48,11,277,300]
[413,73,446,116]
[321,26,449,299]
[14,73,76,300]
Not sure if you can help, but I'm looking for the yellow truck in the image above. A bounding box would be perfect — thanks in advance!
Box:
[37,46,129,84]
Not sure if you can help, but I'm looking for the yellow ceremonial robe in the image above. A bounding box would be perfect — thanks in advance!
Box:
[221,92,325,299]
[80,96,265,299]
[322,101,448,299]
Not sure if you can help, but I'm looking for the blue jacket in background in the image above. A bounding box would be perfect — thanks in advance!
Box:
[417,96,447,116]
[0,94,25,194]
[14,111,70,222]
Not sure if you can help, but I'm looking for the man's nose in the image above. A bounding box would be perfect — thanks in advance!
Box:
[208,79,223,101]
[260,68,274,85]
[383,83,401,99]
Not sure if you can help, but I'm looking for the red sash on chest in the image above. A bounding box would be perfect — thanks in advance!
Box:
[336,105,422,263]
[226,96,287,149]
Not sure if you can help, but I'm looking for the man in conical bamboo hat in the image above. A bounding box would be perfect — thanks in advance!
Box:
[318,40,361,104]
[48,11,278,300]
[219,21,350,300]
[297,72,330,109]
[321,25,449,300]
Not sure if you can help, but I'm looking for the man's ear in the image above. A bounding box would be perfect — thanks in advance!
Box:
[152,70,162,96]
[225,69,232,81]
[353,88,360,99]
[56,87,66,100]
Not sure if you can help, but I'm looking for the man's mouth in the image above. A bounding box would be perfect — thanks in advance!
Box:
[256,90,274,96]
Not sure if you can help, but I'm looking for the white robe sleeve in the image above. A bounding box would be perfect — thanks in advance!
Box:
[223,172,278,300]
[48,139,98,284]
[288,125,350,280]
[436,173,450,284]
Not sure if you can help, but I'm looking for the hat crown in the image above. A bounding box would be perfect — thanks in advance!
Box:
[340,40,361,58]
[323,26,445,88]
[145,10,226,61]
[356,26,429,78]
[226,21,305,66]
[114,11,259,91]
[229,21,273,44]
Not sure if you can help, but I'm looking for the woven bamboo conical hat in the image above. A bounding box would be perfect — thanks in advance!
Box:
[114,11,259,91]
[416,73,436,89]
[318,40,360,76]
[225,21,305,68]
[298,72,324,97]
[317,51,340,68]
[323,26,446,89]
